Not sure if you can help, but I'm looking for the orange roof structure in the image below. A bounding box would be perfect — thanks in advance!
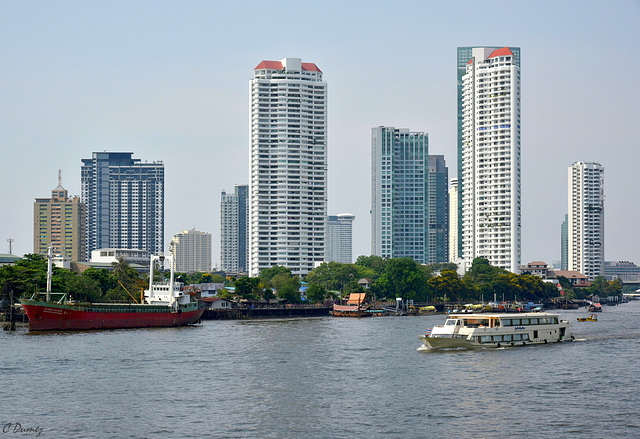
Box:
[488,47,514,58]
[254,60,322,73]
[347,292,367,305]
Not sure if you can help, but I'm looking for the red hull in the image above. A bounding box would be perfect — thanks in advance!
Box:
[22,303,204,331]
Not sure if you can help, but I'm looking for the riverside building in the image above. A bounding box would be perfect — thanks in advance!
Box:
[327,213,355,264]
[459,46,521,272]
[220,185,249,274]
[169,229,212,274]
[448,178,458,262]
[372,127,440,263]
[81,152,164,260]
[568,161,604,279]
[34,171,86,261]
[249,57,327,276]
[427,155,449,264]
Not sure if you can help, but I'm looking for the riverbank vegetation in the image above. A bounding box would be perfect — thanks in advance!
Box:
[1,254,624,306]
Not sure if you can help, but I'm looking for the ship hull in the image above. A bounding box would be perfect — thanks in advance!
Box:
[21,301,204,331]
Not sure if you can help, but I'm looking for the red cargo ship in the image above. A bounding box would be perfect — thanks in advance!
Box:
[21,252,204,331]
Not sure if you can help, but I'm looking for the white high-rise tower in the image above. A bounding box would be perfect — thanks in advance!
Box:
[568,161,604,279]
[249,58,327,276]
[460,47,521,272]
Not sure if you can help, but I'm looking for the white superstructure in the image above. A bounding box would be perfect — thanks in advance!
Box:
[460,47,521,272]
[249,58,327,276]
[568,161,604,280]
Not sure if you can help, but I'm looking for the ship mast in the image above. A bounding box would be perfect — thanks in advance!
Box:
[46,247,53,302]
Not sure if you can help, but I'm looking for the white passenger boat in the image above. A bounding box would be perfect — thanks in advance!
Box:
[418,312,573,351]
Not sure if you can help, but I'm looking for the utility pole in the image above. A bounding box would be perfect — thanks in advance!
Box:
[7,238,14,254]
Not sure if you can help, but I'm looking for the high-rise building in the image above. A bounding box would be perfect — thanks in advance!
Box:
[568,161,604,279]
[169,229,212,273]
[459,46,521,272]
[249,57,327,276]
[34,171,86,261]
[327,213,355,264]
[220,185,249,274]
[448,178,458,262]
[427,155,449,264]
[561,213,568,271]
[371,127,430,263]
[81,152,164,260]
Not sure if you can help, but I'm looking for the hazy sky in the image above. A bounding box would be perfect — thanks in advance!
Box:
[2,1,639,268]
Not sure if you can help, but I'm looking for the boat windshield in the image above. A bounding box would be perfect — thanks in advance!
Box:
[462,318,491,328]
[445,319,459,326]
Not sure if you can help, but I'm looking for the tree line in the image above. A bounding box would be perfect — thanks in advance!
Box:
[1,254,623,308]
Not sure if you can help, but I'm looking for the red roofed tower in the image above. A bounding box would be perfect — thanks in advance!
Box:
[249,58,327,277]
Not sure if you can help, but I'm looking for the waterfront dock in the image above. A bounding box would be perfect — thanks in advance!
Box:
[202,305,331,320]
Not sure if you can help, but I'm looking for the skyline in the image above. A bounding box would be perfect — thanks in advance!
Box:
[2,1,640,268]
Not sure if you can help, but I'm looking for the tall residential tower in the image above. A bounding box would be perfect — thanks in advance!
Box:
[372,127,436,263]
[81,152,164,260]
[427,155,449,264]
[220,185,249,274]
[568,161,604,279]
[327,213,355,264]
[249,58,327,276]
[169,229,212,273]
[34,171,86,261]
[459,47,521,272]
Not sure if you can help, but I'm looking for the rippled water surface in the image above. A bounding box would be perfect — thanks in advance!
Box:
[2,301,640,438]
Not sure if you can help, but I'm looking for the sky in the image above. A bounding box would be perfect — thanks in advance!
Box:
[2,0,640,268]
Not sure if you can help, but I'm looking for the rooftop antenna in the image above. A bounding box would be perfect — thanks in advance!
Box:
[7,238,14,254]
[55,169,64,190]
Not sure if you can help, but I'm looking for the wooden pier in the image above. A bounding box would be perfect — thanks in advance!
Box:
[202,306,331,320]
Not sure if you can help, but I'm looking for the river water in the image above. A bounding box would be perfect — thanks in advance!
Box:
[2,301,640,439]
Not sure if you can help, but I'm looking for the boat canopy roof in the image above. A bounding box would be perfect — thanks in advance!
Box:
[448,312,558,319]
[347,292,367,305]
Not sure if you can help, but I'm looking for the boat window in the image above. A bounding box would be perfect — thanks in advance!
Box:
[551,317,558,324]
[493,335,503,342]
[521,318,530,325]
[445,319,458,326]
[523,334,530,341]
[503,334,513,341]
[512,319,521,325]
[513,334,522,341]
[481,336,491,343]
[502,319,512,326]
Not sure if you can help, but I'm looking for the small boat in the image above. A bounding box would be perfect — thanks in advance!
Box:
[577,314,598,322]
[418,312,573,350]
[588,303,602,312]
[21,250,204,331]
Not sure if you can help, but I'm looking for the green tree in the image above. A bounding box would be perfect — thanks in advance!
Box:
[64,273,101,302]
[306,283,327,303]
[234,277,261,299]
[276,278,301,304]
[259,266,292,286]
[263,288,275,302]
[376,258,430,301]
[199,273,213,284]
[428,270,468,302]
[354,255,387,280]
[605,278,623,296]
[306,262,359,292]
